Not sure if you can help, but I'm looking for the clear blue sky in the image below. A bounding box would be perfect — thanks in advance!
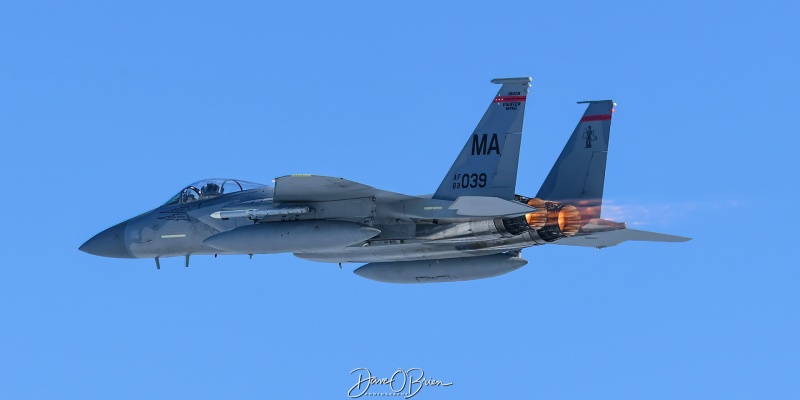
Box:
[1,1,797,398]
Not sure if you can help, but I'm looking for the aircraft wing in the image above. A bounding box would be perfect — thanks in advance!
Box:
[448,196,536,217]
[273,175,378,203]
[553,228,691,249]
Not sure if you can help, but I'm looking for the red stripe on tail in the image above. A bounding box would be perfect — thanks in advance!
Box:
[493,95,527,103]
[581,114,612,122]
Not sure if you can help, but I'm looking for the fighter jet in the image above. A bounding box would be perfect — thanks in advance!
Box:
[80,77,689,283]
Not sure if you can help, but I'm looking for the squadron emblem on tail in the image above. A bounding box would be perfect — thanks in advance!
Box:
[582,126,597,148]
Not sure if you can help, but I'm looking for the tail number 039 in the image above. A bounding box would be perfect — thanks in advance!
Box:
[452,173,487,189]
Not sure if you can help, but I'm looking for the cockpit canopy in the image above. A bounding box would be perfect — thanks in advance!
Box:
[163,179,266,206]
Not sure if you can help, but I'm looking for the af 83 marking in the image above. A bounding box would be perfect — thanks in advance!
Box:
[452,172,487,189]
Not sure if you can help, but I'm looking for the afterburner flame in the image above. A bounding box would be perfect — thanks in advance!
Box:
[524,198,581,237]
[525,198,547,229]
[557,205,581,236]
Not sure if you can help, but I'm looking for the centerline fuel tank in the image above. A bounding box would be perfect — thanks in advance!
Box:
[353,253,527,283]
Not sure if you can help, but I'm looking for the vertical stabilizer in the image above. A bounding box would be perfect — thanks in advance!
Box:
[432,77,531,201]
[536,100,614,225]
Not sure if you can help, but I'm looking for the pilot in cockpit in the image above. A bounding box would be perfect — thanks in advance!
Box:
[201,183,221,197]
[181,190,196,203]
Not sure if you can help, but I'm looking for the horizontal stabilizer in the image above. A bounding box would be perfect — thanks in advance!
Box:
[448,196,537,217]
[554,228,691,249]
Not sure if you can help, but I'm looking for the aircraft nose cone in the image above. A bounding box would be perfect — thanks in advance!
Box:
[79,221,133,258]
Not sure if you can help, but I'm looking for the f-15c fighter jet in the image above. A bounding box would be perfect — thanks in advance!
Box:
[80,77,690,283]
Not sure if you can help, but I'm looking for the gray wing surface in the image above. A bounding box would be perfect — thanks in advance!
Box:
[273,175,378,203]
[448,196,536,217]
